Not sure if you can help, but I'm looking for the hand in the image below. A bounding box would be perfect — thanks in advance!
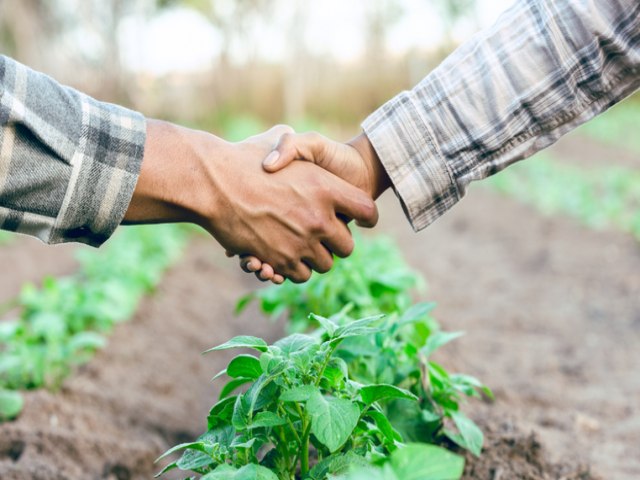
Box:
[125,121,378,283]
[264,132,390,199]
[238,131,391,283]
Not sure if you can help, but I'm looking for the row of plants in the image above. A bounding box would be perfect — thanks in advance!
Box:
[577,98,640,153]
[0,224,190,421]
[158,234,491,480]
[488,154,640,240]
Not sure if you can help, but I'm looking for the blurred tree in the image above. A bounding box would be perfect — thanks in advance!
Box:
[0,0,59,71]
[433,0,478,45]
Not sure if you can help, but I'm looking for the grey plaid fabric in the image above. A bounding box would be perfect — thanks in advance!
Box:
[0,55,146,247]
[363,0,640,231]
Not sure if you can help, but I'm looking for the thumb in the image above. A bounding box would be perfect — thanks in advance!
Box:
[263,132,330,173]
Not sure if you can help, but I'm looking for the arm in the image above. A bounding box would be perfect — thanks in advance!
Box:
[0,55,378,283]
[361,0,640,230]
[244,0,640,280]
[0,54,145,246]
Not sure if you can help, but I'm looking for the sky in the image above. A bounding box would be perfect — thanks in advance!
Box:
[118,0,516,75]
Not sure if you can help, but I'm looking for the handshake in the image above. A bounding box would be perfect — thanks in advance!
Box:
[126,121,392,285]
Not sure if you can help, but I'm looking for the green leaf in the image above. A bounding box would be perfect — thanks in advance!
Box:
[235,293,254,314]
[204,336,268,354]
[0,389,24,420]
[177,448,215,472]
[232,393,251,430]
[227,355,262,379]
[360,384,418,405]
[307,391,359,452]
[334,315,386,339]
[310,313,338,337]
[202,463,279,480]
[249,411,287,429]
[273,333,317,356]
[421,331,464,358]
[219,377,253,399]
[154,461,178,477]
[445,411,483,457]
[308,451,370,479]
[399,302,436,325]
[155,441,210,463]
[336,466,396,480]
[67,332,107,352]
[390,443,464,480]
[280,385,319,402]
[366,410,401,444]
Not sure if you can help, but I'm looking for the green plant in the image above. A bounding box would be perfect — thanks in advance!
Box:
[157,315,466,480]
[330,305,491,457]
[0,224,190,420]
[240,234,489,457]
[238,235,423,333]
[335,443,464,480]
[488,154,640,240]
[577,97,640,153]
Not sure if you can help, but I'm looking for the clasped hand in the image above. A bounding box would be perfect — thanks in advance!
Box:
[232,128,391,284]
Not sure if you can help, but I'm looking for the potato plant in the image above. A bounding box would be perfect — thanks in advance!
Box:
[327,306,491,457]
[239,234,491,458]
[157,316,466,480]
[237,234,423,333]
[0,225,189,420]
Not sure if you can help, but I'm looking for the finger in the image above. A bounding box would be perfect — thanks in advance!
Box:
[240,256,262,273]
[263,132,329,172]
[331,179,379,228]
[302,243,334,274]
[321,218,355,259]
[225,250,235,258]
[256,263,275,282]
[271,273,285,284]
[286,262,313,284]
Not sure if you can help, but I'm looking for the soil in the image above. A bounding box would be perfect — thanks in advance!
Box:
[1,136,638,479]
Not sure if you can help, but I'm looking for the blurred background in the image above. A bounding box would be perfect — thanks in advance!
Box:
[0,0,520,138]
[1,1,640,478]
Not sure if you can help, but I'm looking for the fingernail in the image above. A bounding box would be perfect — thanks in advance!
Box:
[263,151,280,167]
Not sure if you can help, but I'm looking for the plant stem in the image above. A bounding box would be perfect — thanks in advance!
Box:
[301,427,310,477]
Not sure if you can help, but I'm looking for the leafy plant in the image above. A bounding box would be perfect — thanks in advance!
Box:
[488,154,640,240]
[335,443,464,480]
[157,316,466,480]
[238,234,423,333]
[322,306,491,458]
[241,234,490,457]
[0,224,190,420]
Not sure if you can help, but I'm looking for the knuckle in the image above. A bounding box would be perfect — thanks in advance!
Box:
[337,238,355,258]
[316,257,333,274]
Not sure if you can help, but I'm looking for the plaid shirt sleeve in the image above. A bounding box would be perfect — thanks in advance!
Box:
[363,0,640,231]
[0,55,146,247]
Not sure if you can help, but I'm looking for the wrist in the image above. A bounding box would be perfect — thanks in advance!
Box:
[124,119,225,228]
[347,133,391,199]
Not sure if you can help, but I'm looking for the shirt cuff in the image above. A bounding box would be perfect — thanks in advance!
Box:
[362,91,461,232]
[49,98,146,247]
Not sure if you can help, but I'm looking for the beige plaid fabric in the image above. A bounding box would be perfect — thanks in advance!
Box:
[0,55,146,247]
[364,0,640,231]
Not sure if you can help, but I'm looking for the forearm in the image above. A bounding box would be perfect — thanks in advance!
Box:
[0,55,145,246]
[124,120,224,229]
[363,0,640,231]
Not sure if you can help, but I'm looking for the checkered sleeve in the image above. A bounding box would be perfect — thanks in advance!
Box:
[363,0,640,231]
[0,55,146,247]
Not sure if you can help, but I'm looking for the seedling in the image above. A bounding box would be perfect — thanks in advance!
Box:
[157,315,467,480]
